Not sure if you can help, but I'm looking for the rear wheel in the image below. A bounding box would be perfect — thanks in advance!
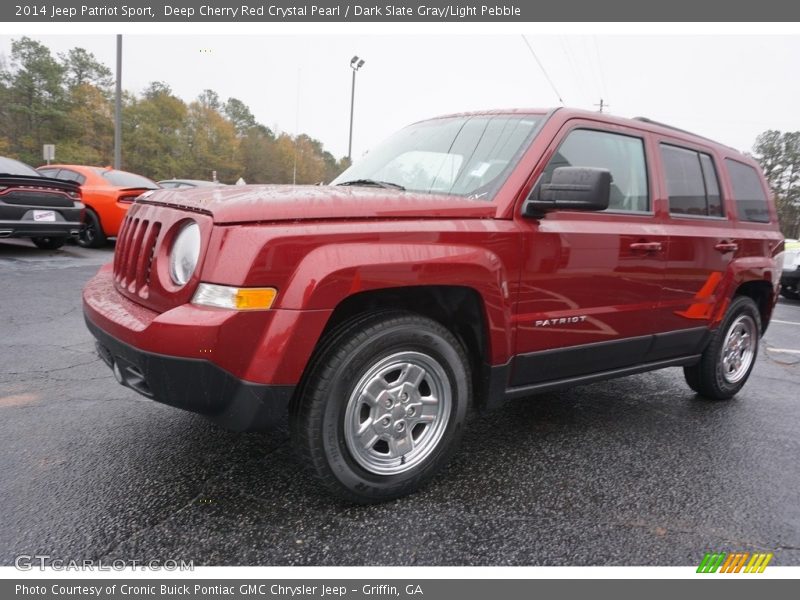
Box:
[31,237,66,250]
[291,311,470,503]
[683,296,761,400]
[77,209,107,249]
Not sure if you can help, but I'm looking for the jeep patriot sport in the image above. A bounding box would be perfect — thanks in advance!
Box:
[83,108,784,502]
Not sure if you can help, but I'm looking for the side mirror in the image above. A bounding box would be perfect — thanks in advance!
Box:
[522,167,611,217]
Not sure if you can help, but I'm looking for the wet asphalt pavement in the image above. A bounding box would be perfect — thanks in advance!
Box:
[1,238,799,566]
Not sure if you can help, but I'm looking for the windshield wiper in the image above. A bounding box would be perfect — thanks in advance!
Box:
[336,178,405,191]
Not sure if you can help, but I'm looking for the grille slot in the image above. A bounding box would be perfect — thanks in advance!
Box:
[113,216,161,298]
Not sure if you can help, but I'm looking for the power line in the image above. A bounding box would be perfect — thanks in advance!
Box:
[592,36,609,105]
[559,36,588,105]
[521,35,564,106]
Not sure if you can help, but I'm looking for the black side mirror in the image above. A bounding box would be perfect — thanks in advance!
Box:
[522,167,611,217]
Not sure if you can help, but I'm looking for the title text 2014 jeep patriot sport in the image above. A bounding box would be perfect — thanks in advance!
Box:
[83,108,784,502]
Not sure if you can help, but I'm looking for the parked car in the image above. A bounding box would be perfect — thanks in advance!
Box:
[157,179,226,189]
[0,156,83,249]
[780,239,800,300]
[36,165,159,248]
[83,108,783,502]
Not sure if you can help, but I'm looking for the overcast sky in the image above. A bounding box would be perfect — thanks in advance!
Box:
[1,34,799,160]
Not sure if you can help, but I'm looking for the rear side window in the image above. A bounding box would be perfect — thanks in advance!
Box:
[95,168,158,189]
[726,159,770,223]
[541,129,649,212]
[660,145,723,217]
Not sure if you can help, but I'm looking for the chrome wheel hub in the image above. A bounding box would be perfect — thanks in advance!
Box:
[344,351,451,475]
[721,315,756,384]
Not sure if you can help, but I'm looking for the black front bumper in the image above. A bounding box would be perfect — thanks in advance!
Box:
[86,318,294,432]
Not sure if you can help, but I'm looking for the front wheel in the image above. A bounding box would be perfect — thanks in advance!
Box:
[291,311,471,503]
[683,296,761,400]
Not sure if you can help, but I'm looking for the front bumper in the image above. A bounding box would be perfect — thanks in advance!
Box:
[86,317,294,431]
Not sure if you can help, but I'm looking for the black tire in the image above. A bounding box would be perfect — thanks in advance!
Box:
[683,296,761,400]
[780,285,800,301]
[77,209,107,248]
[31,236,66,250]
[291,311,471,503]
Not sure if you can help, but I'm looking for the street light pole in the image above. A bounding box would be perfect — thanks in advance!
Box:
[347,56,365,161]
[114,35,122,170]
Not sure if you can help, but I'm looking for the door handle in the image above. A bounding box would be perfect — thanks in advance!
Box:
[714,242,738,253]
[629,242,663,253]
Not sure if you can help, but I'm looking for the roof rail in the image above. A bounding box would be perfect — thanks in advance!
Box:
[633,116,739,152]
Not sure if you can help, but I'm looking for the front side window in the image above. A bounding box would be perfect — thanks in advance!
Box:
[331,115,541,199]
[725,159,770,223]
[661,144,723,217]
[540,129,649,212]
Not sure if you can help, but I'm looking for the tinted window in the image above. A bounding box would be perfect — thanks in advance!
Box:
[37,168,59,178]
[726,159,770,223]
[661,145,723,217]
[0,157,40,177]
[699,154,723,217]
[95,168,158,189]
[542,129,649,212]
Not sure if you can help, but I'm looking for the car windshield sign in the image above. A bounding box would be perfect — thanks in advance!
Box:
[331,114,541,200]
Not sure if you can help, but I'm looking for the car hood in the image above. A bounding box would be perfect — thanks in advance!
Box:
[138,185,497,224]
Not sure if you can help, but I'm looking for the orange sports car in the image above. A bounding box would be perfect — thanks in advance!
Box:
[36,165,159,248]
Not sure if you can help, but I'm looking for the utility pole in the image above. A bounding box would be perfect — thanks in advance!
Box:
[594,98,609,113]
[114,35,122,169]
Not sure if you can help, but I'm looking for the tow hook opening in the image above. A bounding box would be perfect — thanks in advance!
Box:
[95,342,153,397]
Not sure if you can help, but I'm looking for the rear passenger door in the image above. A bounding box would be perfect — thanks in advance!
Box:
[657,141,736,336]
[512,122,669,388]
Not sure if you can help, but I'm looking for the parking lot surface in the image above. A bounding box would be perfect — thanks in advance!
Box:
[1,238,799,566]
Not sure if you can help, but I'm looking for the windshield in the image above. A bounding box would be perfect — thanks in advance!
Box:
[332,114,541,199]
[94,168,158,189]
[0,157,40,177]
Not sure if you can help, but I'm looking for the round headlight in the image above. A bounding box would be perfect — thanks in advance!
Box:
[169,221,201,286]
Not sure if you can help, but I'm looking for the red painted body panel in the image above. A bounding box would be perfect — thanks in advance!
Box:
[83,108,783,394]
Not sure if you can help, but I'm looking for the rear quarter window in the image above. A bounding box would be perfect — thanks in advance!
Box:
[725,159,770,223]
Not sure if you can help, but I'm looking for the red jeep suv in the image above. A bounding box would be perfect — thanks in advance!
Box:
[83,108,783,502]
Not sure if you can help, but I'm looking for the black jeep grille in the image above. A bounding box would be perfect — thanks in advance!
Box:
[113,216,161,298]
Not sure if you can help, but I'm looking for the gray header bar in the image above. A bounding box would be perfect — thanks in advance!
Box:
[5,579,800,600]
[3,0,800,22]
